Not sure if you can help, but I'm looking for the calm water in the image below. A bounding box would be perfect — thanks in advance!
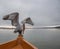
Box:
[0,29,60,49]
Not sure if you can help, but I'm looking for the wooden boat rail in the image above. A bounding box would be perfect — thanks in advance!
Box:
[0,35,38,49]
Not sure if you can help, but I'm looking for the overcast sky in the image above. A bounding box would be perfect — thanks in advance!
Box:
[0,0,60,26]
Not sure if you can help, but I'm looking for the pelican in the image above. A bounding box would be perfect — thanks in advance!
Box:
[3,12,34,36]
[0,12,60,32]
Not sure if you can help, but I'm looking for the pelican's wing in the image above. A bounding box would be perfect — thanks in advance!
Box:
[21,17,34,25]
[0,25,60,29]
[3,12,19,26]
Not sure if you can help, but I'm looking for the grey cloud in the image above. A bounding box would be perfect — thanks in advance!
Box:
[0,0,59,26]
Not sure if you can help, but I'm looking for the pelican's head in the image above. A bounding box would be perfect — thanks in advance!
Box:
[21,17,34,26]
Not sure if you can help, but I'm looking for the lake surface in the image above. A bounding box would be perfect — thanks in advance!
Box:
[0,29,60,49]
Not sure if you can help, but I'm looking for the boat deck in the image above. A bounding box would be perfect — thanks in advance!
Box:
[0,35,38,49]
